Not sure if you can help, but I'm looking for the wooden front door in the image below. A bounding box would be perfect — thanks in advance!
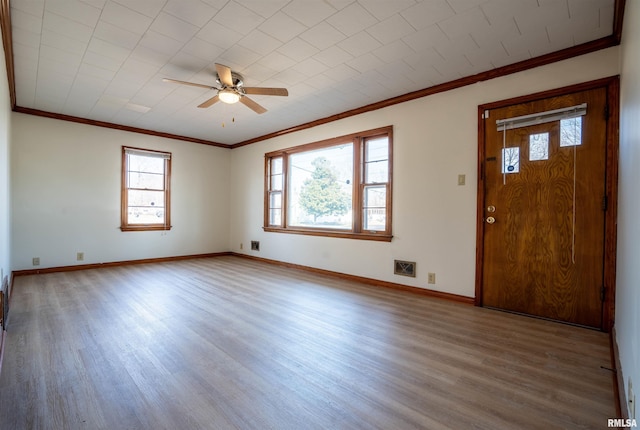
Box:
[479,86,610,328]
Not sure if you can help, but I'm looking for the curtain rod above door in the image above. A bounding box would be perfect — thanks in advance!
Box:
[496,103,587,131]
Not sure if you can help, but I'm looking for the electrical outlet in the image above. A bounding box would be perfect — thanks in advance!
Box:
[240,243,243,250]
[428,272,436,284]
[77,252,84,261]
[32,257,40,266]
[458,174,466,186]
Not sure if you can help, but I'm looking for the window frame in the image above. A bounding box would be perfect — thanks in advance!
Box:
[264,126,393,242]
[120,146,172,232]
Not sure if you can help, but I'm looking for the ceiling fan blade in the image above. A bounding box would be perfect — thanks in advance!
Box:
[243,87,289,96]
[239,96,267,114]
[215,63,234,87]
[163,78,215,90]
[198,95,220,108]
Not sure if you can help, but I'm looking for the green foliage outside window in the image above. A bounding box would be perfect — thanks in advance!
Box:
[298,157,350,223]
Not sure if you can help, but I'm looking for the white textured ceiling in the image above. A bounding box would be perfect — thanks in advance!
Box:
[9,0,616,145]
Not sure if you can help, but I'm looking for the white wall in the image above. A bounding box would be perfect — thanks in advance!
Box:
[0,37,10,283]
[10,114,231,270]
[616,0,640,418]
[230,47,620,298]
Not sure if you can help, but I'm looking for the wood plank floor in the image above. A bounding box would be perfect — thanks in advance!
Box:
[0,256,617,429]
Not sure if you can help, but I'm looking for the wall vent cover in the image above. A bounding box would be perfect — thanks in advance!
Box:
[251,241,260,251]
[394,260,416,277]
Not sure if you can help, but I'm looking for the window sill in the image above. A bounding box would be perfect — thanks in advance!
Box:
[120,225,172,232]
[263,226,392,242]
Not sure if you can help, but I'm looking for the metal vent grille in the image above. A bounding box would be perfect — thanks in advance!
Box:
[394,260,416,277]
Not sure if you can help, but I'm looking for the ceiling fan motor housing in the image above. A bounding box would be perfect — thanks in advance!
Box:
[217,72,244,90]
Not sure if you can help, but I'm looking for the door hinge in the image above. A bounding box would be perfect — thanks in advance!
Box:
[602,195,608,211]
[482,110,489,119]
[601,285,606,302]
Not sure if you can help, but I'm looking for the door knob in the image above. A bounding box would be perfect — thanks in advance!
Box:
[486,216,496,224]
[487,205,496,213]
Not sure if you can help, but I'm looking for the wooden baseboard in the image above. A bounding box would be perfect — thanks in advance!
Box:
[611,326,627,418]
[0,329,5,378]
[11,252,233,277]
[0,270,18,379]
[12,251,473,305]
[231,252,475,305]
[0,274,7,375]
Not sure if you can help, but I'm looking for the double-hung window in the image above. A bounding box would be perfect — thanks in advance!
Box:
[264,126,392,241]
[121,146,171,231]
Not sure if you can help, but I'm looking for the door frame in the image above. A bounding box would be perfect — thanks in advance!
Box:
[475,76,620,332]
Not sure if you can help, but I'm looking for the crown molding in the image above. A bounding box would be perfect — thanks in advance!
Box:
[13,107,230,148]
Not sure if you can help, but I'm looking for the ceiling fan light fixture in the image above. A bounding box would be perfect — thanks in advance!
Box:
[218,89,240,104]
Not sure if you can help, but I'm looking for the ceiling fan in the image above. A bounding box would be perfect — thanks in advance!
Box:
[163,63,288,114]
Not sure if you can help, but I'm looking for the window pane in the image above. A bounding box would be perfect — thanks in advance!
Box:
[128,154,164,174]
[127,189,165,224]
[529,133,549,161]
[128,189,165,207]
[269,208,281,226]
[502,147,520,174]
[365,136,389,184]
[271,173,283,191]
[365,137,388,162]
[365,160,388,183]
[267,158,283,227]
[271,157,283,175]
[127,209,165,225]
[560,117,582,147]
[128,171,164,189]
[288,144,353,229]
[270,192,281,209]
[363,185,386,231]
